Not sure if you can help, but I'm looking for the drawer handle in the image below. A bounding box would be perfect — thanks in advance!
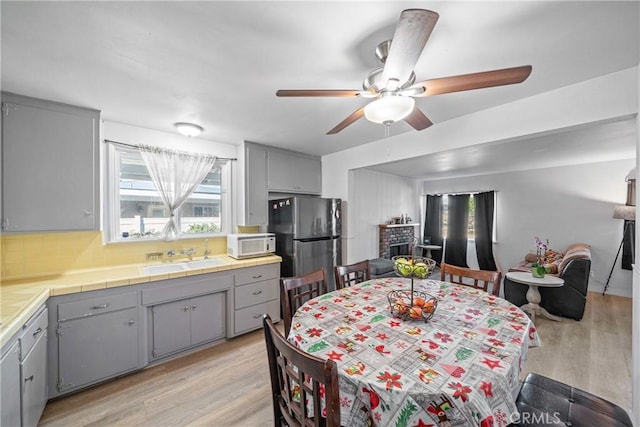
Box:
[91,303,110,310]
[183,306,190,312]
[252,290,263,295]
[24,375,34,383]
[32,327,43,338]
[252,314,262,319]
[128,320,135,326]
[252,275,263,279]
[192,305,198,310]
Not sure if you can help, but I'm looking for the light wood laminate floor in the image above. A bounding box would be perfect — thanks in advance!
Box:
[39,292,632,427]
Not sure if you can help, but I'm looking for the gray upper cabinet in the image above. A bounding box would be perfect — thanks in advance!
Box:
[267,149,321,195]
[1,92,100,232]
[242,142,269,226]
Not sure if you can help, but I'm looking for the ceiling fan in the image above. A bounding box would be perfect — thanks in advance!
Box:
[276,9,532,135]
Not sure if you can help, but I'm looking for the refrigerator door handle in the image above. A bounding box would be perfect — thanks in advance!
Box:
[296,236,338,243]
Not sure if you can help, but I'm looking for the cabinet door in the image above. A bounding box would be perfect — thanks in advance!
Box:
[1,95,99,232]
[151,299,191,358]
[58,308,138,392]
[244,144,268,225]
[190,293,225,346]
[1,342,21,427]
[267,150,321,194]
[21,332,48,427]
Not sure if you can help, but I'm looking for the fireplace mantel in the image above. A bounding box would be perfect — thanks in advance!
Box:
[379,223,420,229]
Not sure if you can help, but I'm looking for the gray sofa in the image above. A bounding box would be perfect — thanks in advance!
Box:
[504,243,591,320]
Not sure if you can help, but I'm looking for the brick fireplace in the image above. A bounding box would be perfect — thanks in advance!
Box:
[378,224,418,258]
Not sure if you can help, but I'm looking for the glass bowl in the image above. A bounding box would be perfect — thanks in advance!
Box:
[387,290,438,322]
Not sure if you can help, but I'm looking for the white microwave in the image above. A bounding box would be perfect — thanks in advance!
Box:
[227,233,276,259]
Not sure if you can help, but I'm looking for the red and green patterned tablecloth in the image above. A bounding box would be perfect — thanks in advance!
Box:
[288,277,541,427]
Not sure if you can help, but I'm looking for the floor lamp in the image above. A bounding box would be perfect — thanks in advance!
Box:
[603,204,636,295]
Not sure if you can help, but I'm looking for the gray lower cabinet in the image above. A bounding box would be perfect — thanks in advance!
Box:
[143,272,233,361]
[20,311,48,427]
[1,305,48,427]
[1,340,21,427]
[233,263,280,336]
[151,293,224,358]
[48,290,145,398]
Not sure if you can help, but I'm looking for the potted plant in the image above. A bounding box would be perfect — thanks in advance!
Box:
[532,237,549,278]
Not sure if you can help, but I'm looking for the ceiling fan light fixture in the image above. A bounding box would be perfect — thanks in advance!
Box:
[174,122,203,137]
[364,95,415,124]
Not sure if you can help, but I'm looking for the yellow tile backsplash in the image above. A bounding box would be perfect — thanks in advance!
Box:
[1,231,227,280]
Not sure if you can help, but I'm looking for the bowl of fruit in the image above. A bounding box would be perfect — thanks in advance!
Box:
[387,290,438,322]
[392,256,436,279]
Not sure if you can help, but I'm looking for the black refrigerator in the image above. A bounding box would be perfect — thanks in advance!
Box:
[268,197,342,290]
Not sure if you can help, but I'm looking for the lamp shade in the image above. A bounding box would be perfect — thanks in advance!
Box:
[364,96,415,124]
[613,204,636,221]
[174,122,203,137]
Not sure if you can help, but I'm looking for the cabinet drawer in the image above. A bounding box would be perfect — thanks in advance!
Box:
[235,278,278,309]
[234,299,280,335]
[142,274,232,306]
[58,292,137,321]
[235,264,279,286]
[20,307,48,357]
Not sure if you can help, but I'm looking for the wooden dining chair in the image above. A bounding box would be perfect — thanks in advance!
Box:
[440,262,502,296]
[280,268,328,336]
[334,259,371,290]
[263,314,341,427]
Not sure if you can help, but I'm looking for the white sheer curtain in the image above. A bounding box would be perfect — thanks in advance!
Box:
[138,144,217,241]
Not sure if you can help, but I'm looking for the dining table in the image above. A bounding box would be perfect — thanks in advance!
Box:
[287,276,541,427]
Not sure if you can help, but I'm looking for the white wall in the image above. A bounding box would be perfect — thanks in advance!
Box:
[102,121,238,157]
[346,169,420,264]
[421,159,635,297]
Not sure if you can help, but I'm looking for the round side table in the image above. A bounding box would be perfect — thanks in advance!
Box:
[505,271,565,323]
[415,244,442,259]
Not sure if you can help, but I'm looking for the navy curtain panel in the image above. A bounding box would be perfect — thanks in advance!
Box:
[474,191,498,271]
[423,195,443,264]
[444,194,469,267]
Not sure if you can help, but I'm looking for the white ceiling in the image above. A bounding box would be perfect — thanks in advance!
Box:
[1,1,638,176]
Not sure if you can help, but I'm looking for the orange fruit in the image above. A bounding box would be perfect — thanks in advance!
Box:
[423,301,435,313]
[409,306,423,319]
[414,297,426,307]
[394,302,409,315]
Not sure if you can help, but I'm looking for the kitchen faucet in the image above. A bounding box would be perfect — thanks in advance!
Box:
[204,239,210,259]
[180,248,195,260]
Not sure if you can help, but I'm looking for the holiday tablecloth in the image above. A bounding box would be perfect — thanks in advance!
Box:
[287,277,541,427]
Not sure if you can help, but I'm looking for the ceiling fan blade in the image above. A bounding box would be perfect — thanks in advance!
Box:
[410,65,533,97]
[327,108,365,134]
[382,9,439,87]
[276,89,363,97]
[404,107,433,131]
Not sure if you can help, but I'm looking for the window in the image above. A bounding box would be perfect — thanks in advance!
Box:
[441,194,476,239]
[106,143,230,242]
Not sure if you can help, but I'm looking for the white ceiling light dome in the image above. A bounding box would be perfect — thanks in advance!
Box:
[363,95,415,125]
[174,122,204,137]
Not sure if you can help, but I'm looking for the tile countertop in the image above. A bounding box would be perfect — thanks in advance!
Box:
[0,254,282,348]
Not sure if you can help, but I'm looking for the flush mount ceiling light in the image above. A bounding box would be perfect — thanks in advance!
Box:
[174,122,203,137]
[363,94,415,125]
